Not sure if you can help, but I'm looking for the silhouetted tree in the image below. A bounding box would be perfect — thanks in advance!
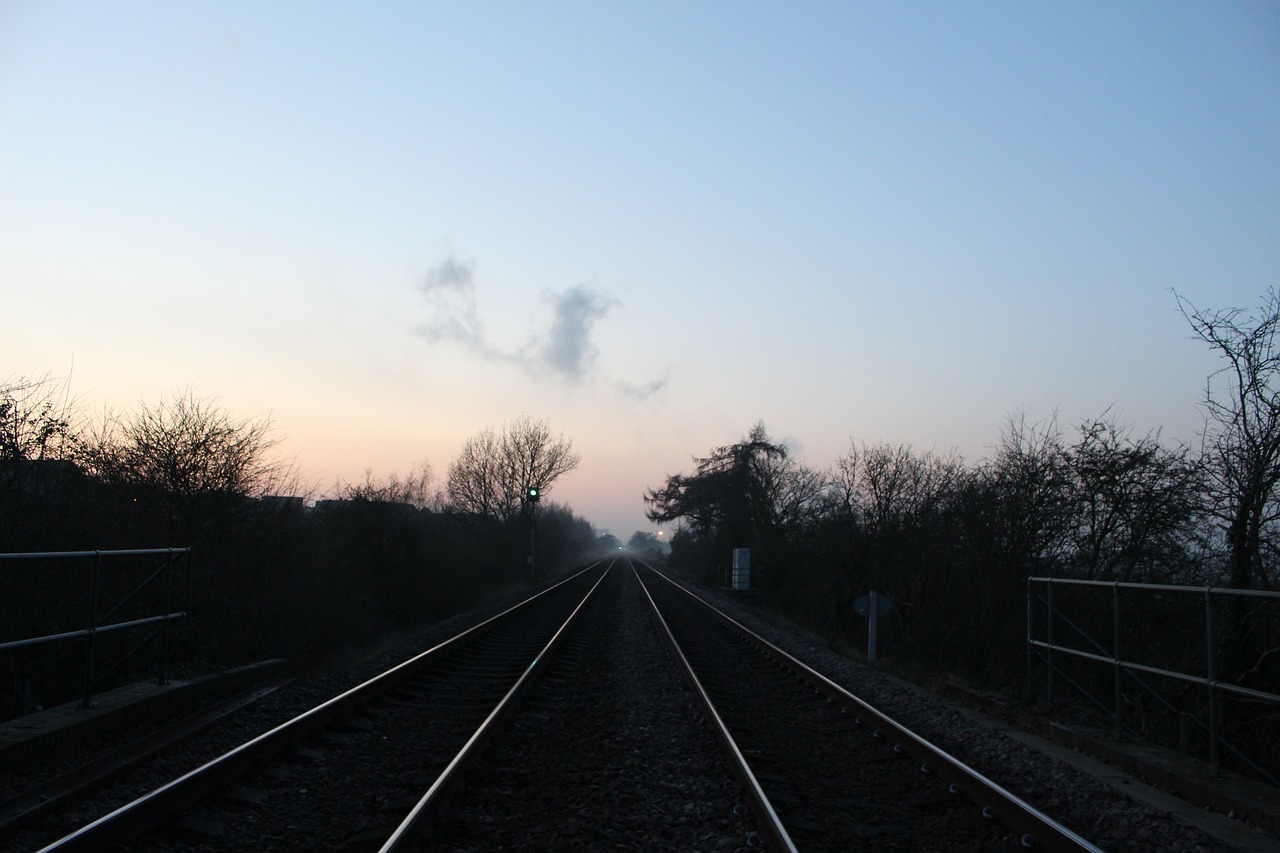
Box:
[626,531,660,554]
[81,389,292,542]
[531,502,597,574]
[1065,413,1205,582]
[446,415,580,520]
[1177,289,1280,589]
[974,411,1073,577]
[445,427,503,518]
[832,440,965,605]
[0,373,76,465]
[834,441,964,540]
[645,422,826,585]
[0,374,84,550]
[500,414,581,515]
[645,423,786,541]
[341,461,438,508]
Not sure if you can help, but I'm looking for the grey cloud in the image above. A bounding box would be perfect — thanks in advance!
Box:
[416,253,477,341]
[412,253,665,400]
[414,253,496,356]
[527,285,616,381]
[616,377,667,402]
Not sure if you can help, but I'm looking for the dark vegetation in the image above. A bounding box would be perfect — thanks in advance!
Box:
[646,291,1280,781]
[0,390,601,721]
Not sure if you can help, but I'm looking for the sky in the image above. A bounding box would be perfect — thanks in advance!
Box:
[3,2,1279,541]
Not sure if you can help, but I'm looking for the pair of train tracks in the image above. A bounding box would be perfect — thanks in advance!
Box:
[16,562,612,851]
[5,559,1104,851]
[635,559,1103,852]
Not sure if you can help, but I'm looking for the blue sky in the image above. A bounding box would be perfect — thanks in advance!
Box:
[3,1,1278,539]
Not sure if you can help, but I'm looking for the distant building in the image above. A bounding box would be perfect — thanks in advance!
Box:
[310,497,421,516]
[258,495,305,512]
[1,458,83,500]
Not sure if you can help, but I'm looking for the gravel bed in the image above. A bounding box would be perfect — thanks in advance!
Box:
[429,566,756,851]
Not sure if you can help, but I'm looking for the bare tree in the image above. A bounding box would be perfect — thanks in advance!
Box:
[1066,413,1204,582]
[974,410,1073,575]
[0,374,82,548]
[342,461,437,508]
[835,441,964,539]
[498,414,582,516]
[761,454,830,534]
[1177,289,1280,589]
[446,415,580,520]
[446,427,503,517]
[831,440,967,617]
[0,373,77,465]
[82,389,292,539]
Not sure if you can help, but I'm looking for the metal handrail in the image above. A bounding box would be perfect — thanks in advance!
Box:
[0,613,189,652]
[1027,576,1280,780]
[0,548,194,709]
[0,548,193,560]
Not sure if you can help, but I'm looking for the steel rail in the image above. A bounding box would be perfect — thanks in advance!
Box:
[0,612,188,652]
[631,562,799,853]
[0,548,193,561]
[642,562,1105,853]
[379,562,614,851]
[35,561,609,853]
[1028,575,1280,600]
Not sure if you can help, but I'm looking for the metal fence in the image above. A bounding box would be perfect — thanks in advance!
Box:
[0,548,193,710]
[1027,576,1280,780]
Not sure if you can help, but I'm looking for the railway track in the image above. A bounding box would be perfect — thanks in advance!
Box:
[6,558,1115,851]
[636,559,1103,852]
[422,559,755,850]
[20,562,611,852]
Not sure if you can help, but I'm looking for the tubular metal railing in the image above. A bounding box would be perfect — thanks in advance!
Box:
[1027,576,1280,780]
[0,548,194,710]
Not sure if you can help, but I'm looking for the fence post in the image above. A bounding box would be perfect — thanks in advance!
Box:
[867,589,879,663]
[1113,582,1123,739]
[1205,588,1221,776]
[156,549,175,686]
[1026,578,1034,700]
[1046,580,1056,704]
[185,549,196,667]
[81,551,102,708]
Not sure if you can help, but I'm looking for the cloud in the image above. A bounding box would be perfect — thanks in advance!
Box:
[526,285,616,381]
[414,252,491,353]
[412,250,665,400]
[616,377,668,402]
